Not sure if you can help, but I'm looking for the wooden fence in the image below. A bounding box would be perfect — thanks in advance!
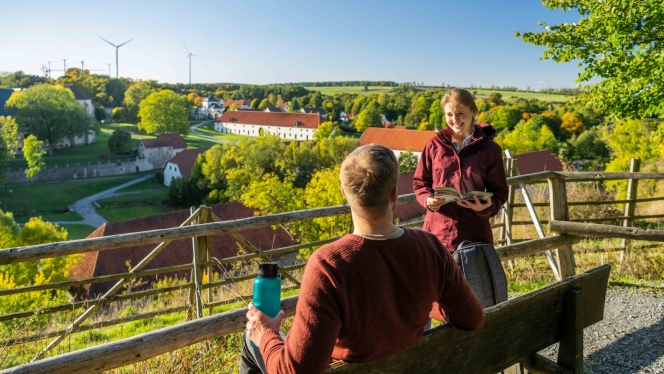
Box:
[1,166,664,372]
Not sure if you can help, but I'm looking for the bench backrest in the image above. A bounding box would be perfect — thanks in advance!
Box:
[327,265,610,374]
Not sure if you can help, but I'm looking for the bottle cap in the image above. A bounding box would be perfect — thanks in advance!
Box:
[258,262,279,277]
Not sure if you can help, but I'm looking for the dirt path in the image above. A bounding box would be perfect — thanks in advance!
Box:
[52,173,155,228]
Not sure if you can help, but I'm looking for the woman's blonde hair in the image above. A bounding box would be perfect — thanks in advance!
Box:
[440,88,479,115]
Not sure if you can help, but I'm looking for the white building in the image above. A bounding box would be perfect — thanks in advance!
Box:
[163,148,209,186]
[215,111,323,141]
[138,133,187,170]
[358,127,437,161]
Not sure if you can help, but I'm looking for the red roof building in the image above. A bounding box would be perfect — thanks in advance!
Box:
[164,148,209,186]
[512,149,563,175]
[214,111,323,141]
[70,202,300,299]
[359,128,437,161]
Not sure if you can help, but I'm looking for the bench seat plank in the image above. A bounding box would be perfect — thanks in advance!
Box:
[327,265,610,374]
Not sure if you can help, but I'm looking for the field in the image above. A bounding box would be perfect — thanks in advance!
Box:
[96,183,172,222]
[4,171,155,219]
[474,89,570,103]
[59,224,97,240]
[305,86,394,96]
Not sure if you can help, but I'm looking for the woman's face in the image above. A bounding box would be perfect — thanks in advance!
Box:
[444,101,476,137]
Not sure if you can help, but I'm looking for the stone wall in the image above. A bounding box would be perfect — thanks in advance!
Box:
[5,158,155,184]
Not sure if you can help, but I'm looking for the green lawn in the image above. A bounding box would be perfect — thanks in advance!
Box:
[4,172,155,218]
[60,224,97,240]
[474,89,570,103]
[116,177,165,193]
[194,125,249,141]
[305,86,394,96]
[96,188,172,222]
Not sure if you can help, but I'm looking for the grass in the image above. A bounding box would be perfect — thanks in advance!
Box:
[305,86,394,96]
[59,224,97,240]
[194,125,249,141]
[96,188,172,222]
[474,89,569,103]
[4,171,155,218]
[115,177,165,193]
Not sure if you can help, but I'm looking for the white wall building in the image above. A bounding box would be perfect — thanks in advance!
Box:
[163,148,209,186]
[215,111,323,141]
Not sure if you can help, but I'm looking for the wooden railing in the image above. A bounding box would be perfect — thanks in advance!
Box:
[1,167,664,372]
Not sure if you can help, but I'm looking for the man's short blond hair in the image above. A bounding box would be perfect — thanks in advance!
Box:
[340,144,399,219]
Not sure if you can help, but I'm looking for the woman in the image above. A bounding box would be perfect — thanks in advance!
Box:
[413,88,508,252]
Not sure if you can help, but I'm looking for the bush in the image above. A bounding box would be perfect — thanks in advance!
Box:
[166,178,206,208]
[107,129,132,154]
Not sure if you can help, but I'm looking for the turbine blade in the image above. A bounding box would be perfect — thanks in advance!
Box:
[99,36,117,47]
[117,39,133,47]
[183,39,191,54]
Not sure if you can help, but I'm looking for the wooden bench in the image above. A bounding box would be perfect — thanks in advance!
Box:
[3,266,609,374]
[327,265,610,374]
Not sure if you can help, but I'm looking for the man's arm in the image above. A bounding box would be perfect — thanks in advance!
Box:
[260,256,343,374]
[429,247,484,331]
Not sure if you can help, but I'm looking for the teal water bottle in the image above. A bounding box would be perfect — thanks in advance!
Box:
[251,263,281,348]
[253,262,281,318]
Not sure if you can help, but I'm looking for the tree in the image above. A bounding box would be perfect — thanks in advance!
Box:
[138,90,189,135]
[112,107,124,123]
[250,98,260,109]
[487,92,504,107]
[23,135,45,215]
[428,100,444,129]
[398,150,419,172]
[355,100,381,132]
[291,98,301,111]
[187,92,198,107]
[518,0,664,119]
[6,85,96,155]
[561,112,585,137]
[258,98,270,110]
[0,116,19,212]
[313,121,336,142]
[107,129,133,154]
[123,81,156,123]
[497,119,557,155]
[490,106,521,132]
[94,106,107,122]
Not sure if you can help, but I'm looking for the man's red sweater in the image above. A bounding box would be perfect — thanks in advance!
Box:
[259,228,484,374]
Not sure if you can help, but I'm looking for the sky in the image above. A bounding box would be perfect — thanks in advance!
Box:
[0,0,583,88]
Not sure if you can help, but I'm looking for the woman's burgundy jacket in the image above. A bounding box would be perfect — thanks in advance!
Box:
[413,123,509,252]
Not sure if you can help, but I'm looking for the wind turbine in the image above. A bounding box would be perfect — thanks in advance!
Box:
[57,57,70,76]
[183,39,196,85]
[99,37,133,78]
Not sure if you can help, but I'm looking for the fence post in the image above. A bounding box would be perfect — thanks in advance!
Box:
[621,158,640,259]
[501,158,515,248]
[548,176,576,279]
[189,206,209,320]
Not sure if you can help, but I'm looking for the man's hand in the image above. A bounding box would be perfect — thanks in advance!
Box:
[246,302,285,347]
[457,196,492,212]
[426,197,446,212]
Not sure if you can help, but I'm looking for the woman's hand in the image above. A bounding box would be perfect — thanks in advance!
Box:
[457,196,492,212]
[246,302,285,346]
[426,197,446,212]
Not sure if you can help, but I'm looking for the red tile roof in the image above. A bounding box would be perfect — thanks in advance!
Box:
[222,99,251,109]
[70,202,300,299]
[166,148,209,178]
[217,111,323,129]
[513,149,563,175]
[359,128,437,152]
[140,133,187,149]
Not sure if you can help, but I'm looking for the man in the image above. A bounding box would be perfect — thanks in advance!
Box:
[241,144,484,374]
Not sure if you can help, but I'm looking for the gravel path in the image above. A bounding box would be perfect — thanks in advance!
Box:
[540,287,664,373]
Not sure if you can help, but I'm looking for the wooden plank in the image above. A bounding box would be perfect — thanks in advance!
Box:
[556,171,664,181]
[523,354,573,374]
[327,266,610,374]
[2,266,610,374]
[0,296,299,374]
[557,288,583,373]
[512,196,664,208]
[548,177,576,279]
[622,159,641,249]
[507,171,557,186]
[496,236,580,262]
[549,220,664,241]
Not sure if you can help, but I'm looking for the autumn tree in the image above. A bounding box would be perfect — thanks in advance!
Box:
[258,98,270,110]
[561,112,585,137]
[250,98,260,109]
[111,107,124,123]
[123,81,156,123]
[313,121,336,142]
[355,100,381,132]
[6,85,96,154]
[518,0,664,119]
[138,90,189,135]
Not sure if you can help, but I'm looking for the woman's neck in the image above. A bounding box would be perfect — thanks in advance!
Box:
[452,125,474,144]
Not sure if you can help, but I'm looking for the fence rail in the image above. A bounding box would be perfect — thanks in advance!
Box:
[1,165,664,371]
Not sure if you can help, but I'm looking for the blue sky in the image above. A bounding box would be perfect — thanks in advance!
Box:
[0,0,582,88]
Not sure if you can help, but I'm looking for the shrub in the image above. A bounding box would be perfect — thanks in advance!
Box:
[107,129,132,154]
